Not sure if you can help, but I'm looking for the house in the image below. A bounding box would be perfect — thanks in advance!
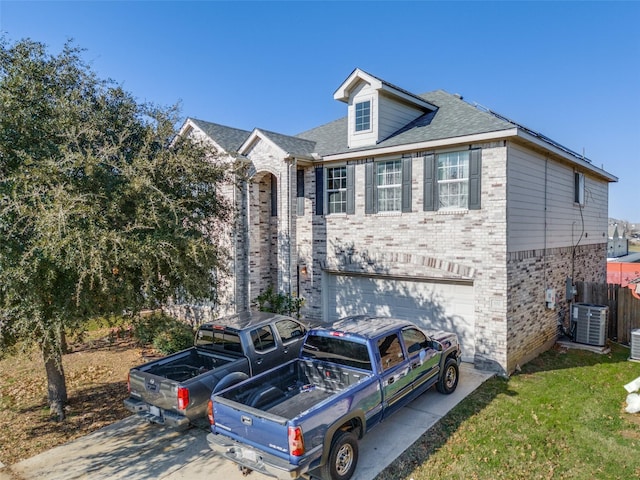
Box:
[176,68,617,375]
[608,223,629,258]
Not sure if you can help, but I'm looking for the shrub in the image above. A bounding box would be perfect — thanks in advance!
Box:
[152,323,195,354]
[131,312,194,353]
[255,287,305,318]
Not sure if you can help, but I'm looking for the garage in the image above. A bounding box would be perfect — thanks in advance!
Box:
[324,272,476,362]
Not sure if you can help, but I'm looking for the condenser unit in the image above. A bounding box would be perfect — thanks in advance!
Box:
[631,329,640,361]
[571,303,608,347]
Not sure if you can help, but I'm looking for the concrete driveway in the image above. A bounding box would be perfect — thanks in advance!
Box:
[0,363,493,480]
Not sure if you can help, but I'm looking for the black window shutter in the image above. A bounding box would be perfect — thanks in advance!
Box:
[315,167,324,215]
[296,169,305,216]
[365,161,375,214]
[468,149,482,210]
[270,174,277,217]
[402,157,412,212]
[423,154,436,211]
[346,163,355,215]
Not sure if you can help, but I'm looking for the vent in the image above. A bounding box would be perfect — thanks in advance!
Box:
[631,329,640,361]
[571,303,608,347]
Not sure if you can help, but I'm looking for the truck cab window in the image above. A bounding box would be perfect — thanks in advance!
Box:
[251,326,276,352]
[401,328,429,354]
[378,334,405,371]
[275,319,306,343]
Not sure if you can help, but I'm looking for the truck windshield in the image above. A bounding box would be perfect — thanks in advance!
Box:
[196,327,243,353]
[302,334,372,371]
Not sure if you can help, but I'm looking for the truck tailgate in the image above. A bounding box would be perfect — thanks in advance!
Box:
[213,398,291,459]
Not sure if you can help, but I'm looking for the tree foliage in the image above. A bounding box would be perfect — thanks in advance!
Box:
[0,38,233,419]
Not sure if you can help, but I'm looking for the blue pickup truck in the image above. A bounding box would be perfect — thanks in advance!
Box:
[207,315,461,480]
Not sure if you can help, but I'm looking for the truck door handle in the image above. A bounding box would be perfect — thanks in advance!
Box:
[283,348,289,354]
[388,377,395,385]
[411,362,419,369]
[256,358,263,365]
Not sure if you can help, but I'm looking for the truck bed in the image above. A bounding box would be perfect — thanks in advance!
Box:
[139,348,236,382]
[215,359,371,420]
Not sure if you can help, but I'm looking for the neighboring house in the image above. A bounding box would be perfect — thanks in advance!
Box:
[608,223,629,258]
[177,68,617,375]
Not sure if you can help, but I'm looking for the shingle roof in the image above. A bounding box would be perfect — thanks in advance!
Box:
[295,90,514,157]
[189,118,251,153]
[256,129,317,158]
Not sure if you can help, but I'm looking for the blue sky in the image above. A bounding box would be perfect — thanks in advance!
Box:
[1,1,639,222]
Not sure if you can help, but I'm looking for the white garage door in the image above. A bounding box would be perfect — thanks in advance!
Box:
[324,273,475,362]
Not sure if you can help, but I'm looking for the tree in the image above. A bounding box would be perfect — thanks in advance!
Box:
[0,38,233,420]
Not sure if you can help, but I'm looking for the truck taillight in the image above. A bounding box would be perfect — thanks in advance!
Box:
[288,426,305,456]
[127,372,130,394]
[177,387,189,410]
[207,399,214,425]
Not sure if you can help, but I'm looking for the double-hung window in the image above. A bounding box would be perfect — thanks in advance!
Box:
[316,164,354,216]
[376,160,402,212]
[437,151,469,209]
[327,166,348,214]
[355,100,371,132]
[424,149,482,211]
[365,157,412,214]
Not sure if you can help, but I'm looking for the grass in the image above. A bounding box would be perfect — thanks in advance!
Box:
[629,242,640,253]
[375,343,640,480]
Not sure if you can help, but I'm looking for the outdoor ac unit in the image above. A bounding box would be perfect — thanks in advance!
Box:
[572,303,608,347]
[631,329,640,361]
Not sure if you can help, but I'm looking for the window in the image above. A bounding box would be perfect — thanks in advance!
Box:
[275,319,306,344]
[378,334,406,371]
[574,172,585,205]
[251,326,276,352]
[401,328,429,354]
[355,100,371,132]
[365,158,412,214]
[437,151,469,209]
[376,160,402,212]
[327,166,348,214]
[424,149,482,211]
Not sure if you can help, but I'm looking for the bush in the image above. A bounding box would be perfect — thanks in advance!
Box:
[131,312,195,354]
[152,323,195,355]
[255,287,304,318]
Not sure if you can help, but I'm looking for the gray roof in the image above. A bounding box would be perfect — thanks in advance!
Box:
[189,118,251,153]
[296,90,514,157]
[257,129,317,158]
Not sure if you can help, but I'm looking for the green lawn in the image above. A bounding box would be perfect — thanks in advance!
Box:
[629,243,640,253]
[376,344,640,480]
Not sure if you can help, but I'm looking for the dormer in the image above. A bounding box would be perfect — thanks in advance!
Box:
[334,68,438,149]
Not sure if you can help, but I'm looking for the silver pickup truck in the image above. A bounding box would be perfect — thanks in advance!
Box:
[124,311,309,429]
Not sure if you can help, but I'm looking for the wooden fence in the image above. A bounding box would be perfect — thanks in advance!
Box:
[575,281,640,344]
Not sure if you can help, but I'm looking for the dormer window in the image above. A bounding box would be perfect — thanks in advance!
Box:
[355,100,371,132]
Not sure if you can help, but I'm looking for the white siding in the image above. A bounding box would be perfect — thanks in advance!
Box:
[348,83,377,149]
[507,142,609,252]
[377,93,425,142]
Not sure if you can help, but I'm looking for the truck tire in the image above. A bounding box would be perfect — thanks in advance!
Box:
[319,430,359,480]
[436,357,459,394]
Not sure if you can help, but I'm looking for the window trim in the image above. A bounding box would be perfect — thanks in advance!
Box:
[326,165,348,215]
[354,98,372,134]
[574,171,585,206]
[365,157,412,214]
[424,148,482,212]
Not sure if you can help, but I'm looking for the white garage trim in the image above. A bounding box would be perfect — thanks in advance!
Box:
[323,272,476,362]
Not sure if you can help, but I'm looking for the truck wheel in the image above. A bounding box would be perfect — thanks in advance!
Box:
[436,357,459,394]
[320,430,359,480]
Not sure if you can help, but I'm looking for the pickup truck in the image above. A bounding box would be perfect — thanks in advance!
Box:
[207,315,461,480]
[124,311,309,429]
